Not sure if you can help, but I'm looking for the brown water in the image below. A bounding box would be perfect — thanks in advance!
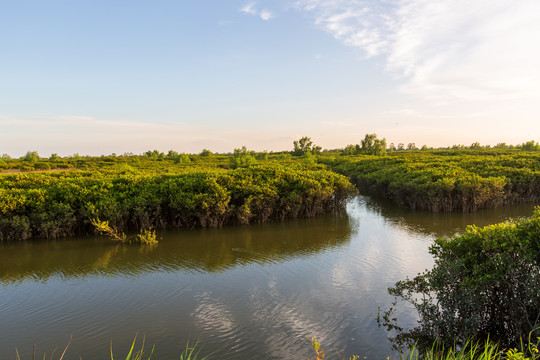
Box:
[0,196,535,359]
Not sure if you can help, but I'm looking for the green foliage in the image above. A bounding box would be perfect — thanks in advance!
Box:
[22,151,39,163]
[91,219,158,245]
[199,149,213,157]
[144,150,164,159]
[380,209,540,351]
[324,149,540,212]
[341,144,357,155]
[0,158,355,241]
[173,153,191,164]
[308,333,540,360]
[360,134,387,156]
[15,335,216,360]
[302,152,317,165]
[293,136,321,156]
[110,334,154,360]
[521,140,540,151]
[339,134,387,156]
[179,340,212,360]
[136,229,158,245]
[230,146,256,168]
[91,218,128,242]
[255,151,269,161]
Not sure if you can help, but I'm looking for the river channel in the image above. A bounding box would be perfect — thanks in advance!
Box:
[0,196,535,359]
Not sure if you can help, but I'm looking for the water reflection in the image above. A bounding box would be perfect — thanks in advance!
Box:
[0,197,535,360]
[361,195,536,238]
[0,211,352,285]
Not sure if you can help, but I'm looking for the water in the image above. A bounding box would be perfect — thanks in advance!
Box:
[0,197,535,359]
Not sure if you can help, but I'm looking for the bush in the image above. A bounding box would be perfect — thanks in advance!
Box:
[380,208,540,351]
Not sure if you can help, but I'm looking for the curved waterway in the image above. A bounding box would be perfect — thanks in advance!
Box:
[0,196,535,359]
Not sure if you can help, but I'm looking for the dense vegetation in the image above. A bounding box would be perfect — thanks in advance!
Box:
[379,207,540,352]
[323,149,540,212]
[1,137,539,241]
[0,155,355,242]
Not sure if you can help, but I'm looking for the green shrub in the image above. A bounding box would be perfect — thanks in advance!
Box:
[380,208,540,351]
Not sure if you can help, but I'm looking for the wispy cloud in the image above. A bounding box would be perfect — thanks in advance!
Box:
[295,0,540,101]
[260,9,274,20]
[240,2,274,21]
[240,2,257,15]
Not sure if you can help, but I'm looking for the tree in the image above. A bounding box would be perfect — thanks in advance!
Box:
[167,150,179,158]
[360,134,387,155]
[407,143,417,150]
[22,151,39,162]
[144,150,163,158]
[230,146,256,168]
[341,144,357,155]
[292,136,319,156]
[521,140,539,151]
[200,149,213,157]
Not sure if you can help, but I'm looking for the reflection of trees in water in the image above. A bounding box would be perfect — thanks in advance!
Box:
[357,195,535,238]
[0,212,352,284]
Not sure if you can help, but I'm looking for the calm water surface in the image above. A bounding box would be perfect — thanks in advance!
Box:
[0,196,535,359]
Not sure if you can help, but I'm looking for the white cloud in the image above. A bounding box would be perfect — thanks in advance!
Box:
[260,9,274,20]
[295,0,540,101]
[240,2,274,21]
[240,2,257,15]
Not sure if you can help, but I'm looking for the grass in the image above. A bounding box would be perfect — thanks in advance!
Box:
[14,335,210,360]
[14,331,540,360]
[307,332,540,360]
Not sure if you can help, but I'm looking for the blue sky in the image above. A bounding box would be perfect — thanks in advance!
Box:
[1,0,539,156]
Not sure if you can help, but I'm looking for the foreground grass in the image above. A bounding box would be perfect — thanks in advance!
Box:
[15,335,210,360]
[307,333,540,360]
[14,333,540,360]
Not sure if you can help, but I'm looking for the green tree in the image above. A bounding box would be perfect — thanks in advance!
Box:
[167,150,179,158]
[255,151,269,161]
[360,134,387,155]
[22,151,39,162]
[230,146,256,168]
[521,140,539,151]
[173,153,191,164]
[292,136,316,156]
[407,143,417,150]
[341,144,357,155]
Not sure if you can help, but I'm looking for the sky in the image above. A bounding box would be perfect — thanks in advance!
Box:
[1,0,539,156]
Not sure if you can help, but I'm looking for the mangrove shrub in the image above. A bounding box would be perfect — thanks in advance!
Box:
[380,208,540,351]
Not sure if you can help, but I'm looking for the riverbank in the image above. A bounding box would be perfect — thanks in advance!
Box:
[322,149,540,212]
[1,148,539,241]
[0,161,355,241]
